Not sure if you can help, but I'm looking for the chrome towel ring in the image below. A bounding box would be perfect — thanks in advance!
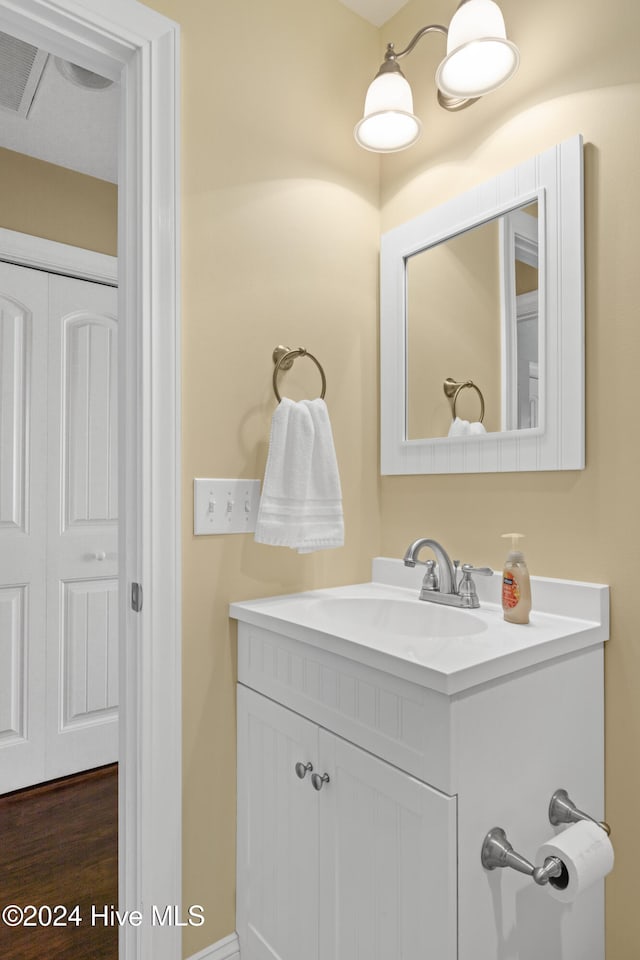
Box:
[443,377,485,423]
[272,345,327,403]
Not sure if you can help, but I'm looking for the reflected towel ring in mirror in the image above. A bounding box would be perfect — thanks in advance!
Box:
[272,345,327,403]
[444,377,485,423]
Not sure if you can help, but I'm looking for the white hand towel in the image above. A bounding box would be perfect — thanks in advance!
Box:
[468,421,487,435]
[255,397,344,553]
[447,417,470,437]
[447,418,486,437]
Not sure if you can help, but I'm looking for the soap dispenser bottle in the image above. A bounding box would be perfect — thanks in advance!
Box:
[501,533,531,624]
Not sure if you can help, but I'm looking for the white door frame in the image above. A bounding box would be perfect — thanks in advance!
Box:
[0,5,182,960]
[0,228,118,285]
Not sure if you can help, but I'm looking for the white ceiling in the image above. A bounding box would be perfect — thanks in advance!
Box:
[339,0,410,27]
[0,53,119,184]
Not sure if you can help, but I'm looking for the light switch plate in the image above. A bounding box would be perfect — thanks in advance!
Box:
[194,478,261,535]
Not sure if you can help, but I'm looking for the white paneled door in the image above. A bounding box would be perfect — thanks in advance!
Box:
[0,262,48,791]
[0,262,118,793]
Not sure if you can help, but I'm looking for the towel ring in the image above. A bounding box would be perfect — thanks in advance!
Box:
[443,377,485,423]
[272,345,327,403]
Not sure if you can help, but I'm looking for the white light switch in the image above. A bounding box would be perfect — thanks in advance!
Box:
[194,478,261,535]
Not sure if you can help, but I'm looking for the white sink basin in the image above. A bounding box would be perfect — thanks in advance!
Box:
[308,596,487,640]
[230,562,609,693]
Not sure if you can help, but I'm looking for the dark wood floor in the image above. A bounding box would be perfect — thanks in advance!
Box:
[0,764,118,960]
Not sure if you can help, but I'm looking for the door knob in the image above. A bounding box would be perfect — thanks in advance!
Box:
[311,772,330,791]
[295,761,313,780]
[94,551,107,561]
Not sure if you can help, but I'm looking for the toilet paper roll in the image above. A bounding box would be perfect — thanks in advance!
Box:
[537,820,614,903]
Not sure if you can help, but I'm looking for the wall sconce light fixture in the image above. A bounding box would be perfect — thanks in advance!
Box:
[354,0,519,153]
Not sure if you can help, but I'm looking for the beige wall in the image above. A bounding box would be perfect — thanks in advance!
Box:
[140,0,380,954]
[380,1,640,956]
[0,146,117,255]
[515,258,538,296]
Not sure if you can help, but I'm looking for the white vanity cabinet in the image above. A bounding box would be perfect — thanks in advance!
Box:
[232,563,609,960]
[237,683,456,960]
[237,687,319,960]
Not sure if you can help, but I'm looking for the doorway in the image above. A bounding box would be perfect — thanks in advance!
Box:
[0,27,121,949]
[0,3,181,960]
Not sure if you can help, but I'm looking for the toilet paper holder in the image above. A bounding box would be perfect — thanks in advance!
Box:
[547,788,611,837]
[481,788,611,885]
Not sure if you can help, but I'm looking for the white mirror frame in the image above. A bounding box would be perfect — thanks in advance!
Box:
[380,135,584,475]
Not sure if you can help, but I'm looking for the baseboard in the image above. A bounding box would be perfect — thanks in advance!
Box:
[187,932,240,960]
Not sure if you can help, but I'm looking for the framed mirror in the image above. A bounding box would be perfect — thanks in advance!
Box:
[380,135,584,474]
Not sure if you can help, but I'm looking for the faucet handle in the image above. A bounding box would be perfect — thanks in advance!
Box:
[457,564,493,607]
[461,564,493,577]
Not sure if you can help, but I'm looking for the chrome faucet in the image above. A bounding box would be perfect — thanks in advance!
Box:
[403,538,493,609]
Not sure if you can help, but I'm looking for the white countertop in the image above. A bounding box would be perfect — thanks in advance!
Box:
[230,558,609,694]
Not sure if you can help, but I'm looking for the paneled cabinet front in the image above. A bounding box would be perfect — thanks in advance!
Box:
[237,684,457,960]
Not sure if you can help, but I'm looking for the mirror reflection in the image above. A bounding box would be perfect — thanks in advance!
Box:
[406,201,539,440]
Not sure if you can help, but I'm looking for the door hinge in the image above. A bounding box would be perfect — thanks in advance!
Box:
[131,582,143,612]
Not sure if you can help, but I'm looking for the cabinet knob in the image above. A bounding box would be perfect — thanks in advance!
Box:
[311,772,330,791]
[295,761,313,780]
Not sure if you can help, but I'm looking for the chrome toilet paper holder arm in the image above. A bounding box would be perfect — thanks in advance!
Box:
[548,788,611,837]
[481,827,565,886]
[481,788,611,884]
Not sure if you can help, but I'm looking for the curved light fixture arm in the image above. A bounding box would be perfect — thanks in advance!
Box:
[384,24,448,62]
[380,25,478,112]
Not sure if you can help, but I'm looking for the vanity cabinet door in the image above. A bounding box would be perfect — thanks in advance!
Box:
[317,730,457,960]
[237,685,319,960]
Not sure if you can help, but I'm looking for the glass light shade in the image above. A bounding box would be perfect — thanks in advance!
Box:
[436,0,519,98]
[354,72,422,153]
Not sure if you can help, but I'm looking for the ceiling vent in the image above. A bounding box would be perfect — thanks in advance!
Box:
[0,31,48,118]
